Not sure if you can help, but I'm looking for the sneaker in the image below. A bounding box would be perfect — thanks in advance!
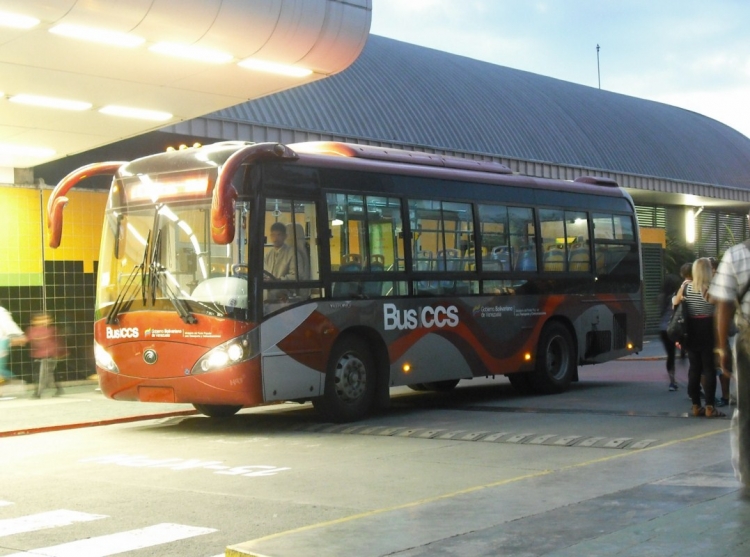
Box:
[706,405,726,418]
[669,383,678,391]
[716,398,729,407]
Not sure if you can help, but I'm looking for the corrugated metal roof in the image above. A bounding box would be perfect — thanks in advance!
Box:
[209,35,750,189]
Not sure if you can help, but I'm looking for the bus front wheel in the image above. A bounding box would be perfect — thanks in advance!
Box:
[532,322,576,394]
[313,337,375,422]
[193,403,242,417]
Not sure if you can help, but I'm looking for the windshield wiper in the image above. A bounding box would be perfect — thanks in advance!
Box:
[149,230,197,324]
[107,232,151,324]
[151,268,198,324]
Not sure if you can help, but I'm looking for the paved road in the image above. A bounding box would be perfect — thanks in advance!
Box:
[0,340,748,557]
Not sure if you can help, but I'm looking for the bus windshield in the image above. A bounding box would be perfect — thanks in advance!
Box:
[97,198,252,320]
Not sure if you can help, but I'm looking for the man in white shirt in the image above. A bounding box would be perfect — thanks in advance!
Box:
[709,227,750,487]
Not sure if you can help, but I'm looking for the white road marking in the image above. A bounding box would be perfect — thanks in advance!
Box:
[4,523,217,556]
[0,500,13,507]
[0,510,106,537]
[81,454,291,477]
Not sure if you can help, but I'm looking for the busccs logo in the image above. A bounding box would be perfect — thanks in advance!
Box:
[383,303,459,331]
[105,326,140,340]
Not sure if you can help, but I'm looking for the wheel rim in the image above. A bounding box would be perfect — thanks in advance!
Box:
[333,352,367,402]
[545,335,570,380]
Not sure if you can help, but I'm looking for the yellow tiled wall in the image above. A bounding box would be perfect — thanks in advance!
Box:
[0,185,108,381]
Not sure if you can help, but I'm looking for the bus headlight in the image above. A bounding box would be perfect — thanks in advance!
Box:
[191,329,258,375]
[94,342,119,373]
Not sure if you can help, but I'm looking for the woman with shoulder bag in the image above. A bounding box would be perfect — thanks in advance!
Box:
[673,258,724,417]
[659,273,682,391]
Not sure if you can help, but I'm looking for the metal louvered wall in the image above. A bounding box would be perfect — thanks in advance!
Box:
[697,210,749,257]
[635,206,667,229]
[642,244,664,335]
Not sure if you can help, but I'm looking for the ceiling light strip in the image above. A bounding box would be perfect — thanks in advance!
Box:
[237,58,312,77]
[99,106,172,121]
[0,144,55,157]
[10,94,92,111]
[49,23,145,48]
[0,11,39,29]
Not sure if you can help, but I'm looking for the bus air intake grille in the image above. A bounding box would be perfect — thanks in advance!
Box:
[585,330,611,358]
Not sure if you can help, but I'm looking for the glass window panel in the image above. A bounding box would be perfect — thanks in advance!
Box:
[366,196,402,273]
[539,209,565,272]
[509,207,536,272]
[478,204,509,271]
[263,198,318,314]
[566,211,590,272]
[593,213,615,239]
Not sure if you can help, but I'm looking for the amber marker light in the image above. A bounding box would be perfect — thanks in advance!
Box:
[402,363,411,373]
[524,353,532,361]
[627,343,634,350]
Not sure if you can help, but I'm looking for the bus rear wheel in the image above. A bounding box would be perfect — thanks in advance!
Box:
[193,403,242,417]
[313,337,375,422]
[532,322,575,394]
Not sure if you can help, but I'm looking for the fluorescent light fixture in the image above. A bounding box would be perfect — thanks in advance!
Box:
[0,11,39,29]
[237,58,312,77]
[0,143,55,158]
[149,42,233,64]
[9,94,91,111]
[99,105,172,121]
[686,209,695,244]
[49,23,144,48]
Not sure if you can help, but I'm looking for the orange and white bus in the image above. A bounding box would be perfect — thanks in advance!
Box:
[49,141,643,422]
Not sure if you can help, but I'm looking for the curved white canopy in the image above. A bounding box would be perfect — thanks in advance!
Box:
[0,0,371,168]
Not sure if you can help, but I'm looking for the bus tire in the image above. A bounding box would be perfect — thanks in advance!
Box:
[532,322,576,394]
[313,337,376,422]
[422,379,460,392]
[192,403,242,417]
[407,383,428,391]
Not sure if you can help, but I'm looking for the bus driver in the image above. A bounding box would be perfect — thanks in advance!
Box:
[264,222,298,281]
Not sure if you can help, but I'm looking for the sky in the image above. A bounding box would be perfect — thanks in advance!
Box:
[369,0,750,139]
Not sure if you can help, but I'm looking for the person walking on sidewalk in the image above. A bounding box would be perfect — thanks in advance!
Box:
[710,257,731,407]
[673,258,724,418]
[25,313,66,398]
[659,272,682,391]
[0,305,26,385]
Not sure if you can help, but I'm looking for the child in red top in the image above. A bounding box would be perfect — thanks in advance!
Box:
[26,313,66,398]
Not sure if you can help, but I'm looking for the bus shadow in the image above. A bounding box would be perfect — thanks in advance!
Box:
[134,378,629,437]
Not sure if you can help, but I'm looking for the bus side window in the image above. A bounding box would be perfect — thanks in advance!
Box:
[515,245,537,271]
[543,246,565,272]
[592,212,639,292]
[568,243,591,272]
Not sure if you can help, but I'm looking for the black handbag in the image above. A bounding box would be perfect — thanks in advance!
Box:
[666,299,689,345]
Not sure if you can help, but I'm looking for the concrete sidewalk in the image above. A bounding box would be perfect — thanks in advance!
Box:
[0,380,196,437]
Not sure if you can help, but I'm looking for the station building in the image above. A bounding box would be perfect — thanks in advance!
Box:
[5,34,750,380]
